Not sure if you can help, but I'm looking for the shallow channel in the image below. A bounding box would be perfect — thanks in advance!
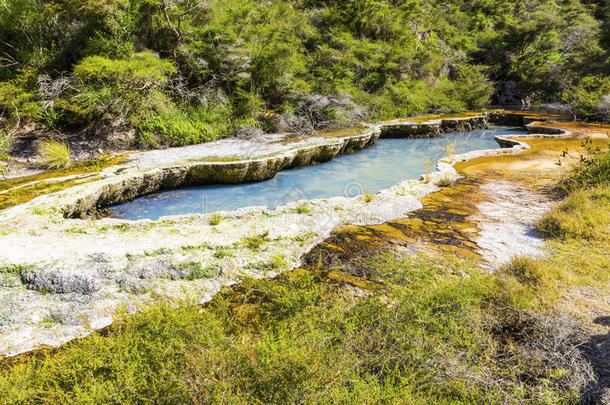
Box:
[110,126,526,220]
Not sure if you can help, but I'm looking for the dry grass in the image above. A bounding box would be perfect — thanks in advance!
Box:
[38,139,71,169]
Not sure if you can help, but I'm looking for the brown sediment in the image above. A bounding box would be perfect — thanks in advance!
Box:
[455,137,609,181]
[530,121,610,138]
[302,177,485,276]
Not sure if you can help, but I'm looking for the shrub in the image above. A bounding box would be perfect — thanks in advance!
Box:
[137,110,231,147]
[208,213,223,226]
[562,75,610,119]
[0,131,13,154]
[181,262,222,280]
[38,139,72,168]
[562,150,610,191]
[241,231,270,250]
[73,52,176,90]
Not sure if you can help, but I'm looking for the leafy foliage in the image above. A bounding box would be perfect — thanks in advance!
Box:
[0,0,608,148]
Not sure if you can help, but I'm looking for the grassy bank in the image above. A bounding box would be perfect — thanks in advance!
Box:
[0,151,609,403]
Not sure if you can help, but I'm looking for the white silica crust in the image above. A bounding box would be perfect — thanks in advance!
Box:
[0,116,571,356]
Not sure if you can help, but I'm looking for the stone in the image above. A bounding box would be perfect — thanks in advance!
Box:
[20,270,100,295]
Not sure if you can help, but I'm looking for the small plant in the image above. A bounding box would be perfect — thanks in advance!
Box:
[363,191,374,203]
[501,256,556,291]
[557,142,609,191]
[270,253,287,270]
[292,204,312,214]
[441,140,457,162]
[181,261,222,280]
[208,213,223,226]
[242,231,270,250]
[213,246,234,259]
[244,254,287,272]
[437,176,453,187]
[0,264,30,275]
[423,156,432,183]
[39,139,72,169]
[40,314,57,328]
[31,206,45,215]
[0,131,13,154]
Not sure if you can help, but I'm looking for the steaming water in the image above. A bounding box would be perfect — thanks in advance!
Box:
[110,126,526,220]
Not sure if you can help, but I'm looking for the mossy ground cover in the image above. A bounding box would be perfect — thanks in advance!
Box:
[1,134,609,403]
[0,154,125,210]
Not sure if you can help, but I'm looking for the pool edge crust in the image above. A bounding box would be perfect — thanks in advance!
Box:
[379,115,489,138]
[0,112,559,219]
[60,131,383,218]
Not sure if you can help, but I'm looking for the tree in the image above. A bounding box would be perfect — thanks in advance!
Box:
[159,0,204,58]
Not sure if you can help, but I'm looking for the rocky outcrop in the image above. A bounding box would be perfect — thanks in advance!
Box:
[379,115,488,138]
[20,270,100,295]
[380,120,443,138]
[526,123,568,135]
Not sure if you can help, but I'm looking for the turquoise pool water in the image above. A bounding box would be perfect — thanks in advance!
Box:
[111,126,526,220]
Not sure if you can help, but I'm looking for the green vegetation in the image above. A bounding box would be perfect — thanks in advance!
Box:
[241,230,271,250]
[0,252,594,403]
[363,191,374,203]
[207,212,223,226]
[179,261,222,280]
[540,145,610,240]
[0,0,608,149]
[37,139,72,169]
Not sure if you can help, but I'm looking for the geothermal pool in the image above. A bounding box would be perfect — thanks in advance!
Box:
[110,126,526,220]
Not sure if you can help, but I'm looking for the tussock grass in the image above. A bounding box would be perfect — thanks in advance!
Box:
[207,212,223,226]
[38,139,71,169]
[501,256,559,296]
[241,231,270,250]
[538,187,610,240]
[539,150,610,241]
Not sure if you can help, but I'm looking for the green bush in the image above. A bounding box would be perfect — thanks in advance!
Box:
[0,0,607,144]
[73,52,176,90]
[0,70,41,121]
[137,105,236,147]
[564,150,610,190]
[538,187,610,241]
[562,76,610,119]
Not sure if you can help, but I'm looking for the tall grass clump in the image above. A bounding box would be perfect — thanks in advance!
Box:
[539,149,610,240]
[38,139,72,169]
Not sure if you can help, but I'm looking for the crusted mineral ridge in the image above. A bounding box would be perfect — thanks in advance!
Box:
[0,113,572,356]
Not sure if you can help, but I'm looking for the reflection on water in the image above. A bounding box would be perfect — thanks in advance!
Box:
[111,127,526,220]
